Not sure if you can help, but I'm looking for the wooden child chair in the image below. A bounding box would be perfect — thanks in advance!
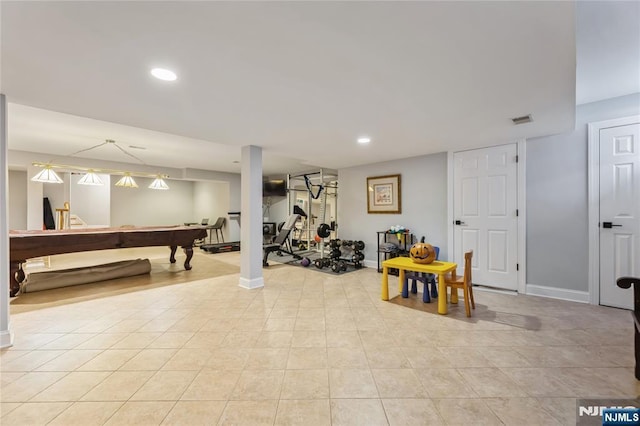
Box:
[445,250,475,317]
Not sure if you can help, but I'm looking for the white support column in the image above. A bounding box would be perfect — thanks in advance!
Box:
[239,145,264,289]
[0,94,14,348]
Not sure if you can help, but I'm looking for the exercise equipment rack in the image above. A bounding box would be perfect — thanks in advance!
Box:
[286,169,338,258]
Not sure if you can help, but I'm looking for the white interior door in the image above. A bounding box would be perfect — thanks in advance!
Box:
[453,144,518,290]
[599,123,640,309]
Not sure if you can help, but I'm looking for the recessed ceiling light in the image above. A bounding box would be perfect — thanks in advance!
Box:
[150,68,177,81]
[357,137,371,144]
[232,161,240,164]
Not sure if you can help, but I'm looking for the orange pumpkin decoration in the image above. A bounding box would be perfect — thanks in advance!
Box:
[409,242,436,264]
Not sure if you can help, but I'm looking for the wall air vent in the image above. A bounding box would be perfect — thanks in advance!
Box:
[511,114,533,125]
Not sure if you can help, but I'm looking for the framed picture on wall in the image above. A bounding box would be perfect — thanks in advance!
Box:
[367,174,401,214]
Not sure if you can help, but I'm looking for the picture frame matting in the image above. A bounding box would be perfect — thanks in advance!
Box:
[367,174,401,214]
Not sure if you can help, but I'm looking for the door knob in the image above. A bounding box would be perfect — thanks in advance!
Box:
[602,222,622,228]
[454,220,465,226]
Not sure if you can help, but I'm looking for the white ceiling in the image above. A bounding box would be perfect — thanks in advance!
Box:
[576,0,640,105]
[1,1,633,176]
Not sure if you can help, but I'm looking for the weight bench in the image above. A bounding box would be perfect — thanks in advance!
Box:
[263,214,301,266]
[617,276,640,380]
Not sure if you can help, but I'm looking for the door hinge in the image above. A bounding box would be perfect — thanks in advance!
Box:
[516,209,519,216]
[515,155,519,163]
[516,263,519,271]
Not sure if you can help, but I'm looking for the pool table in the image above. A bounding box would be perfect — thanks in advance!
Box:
[8,225,208,297]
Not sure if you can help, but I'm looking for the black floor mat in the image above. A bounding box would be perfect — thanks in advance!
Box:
[266,248,363,275]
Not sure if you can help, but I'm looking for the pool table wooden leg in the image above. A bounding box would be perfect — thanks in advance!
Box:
[9,261,22,297]
[183,246,194,270]
[169,246,177,264]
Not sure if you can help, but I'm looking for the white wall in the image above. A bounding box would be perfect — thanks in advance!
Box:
[9,152,242,237]
[183,169,240,215]
[8,170,27,230]
[69,173,110,226]
[41,171,69,229]
[338,152,448,266]
[183,169,242,241]
[9,160,240,235]
[263,196,288,225]
[526,92,640,291]
[194,181,230,241]
[110,177,194,226]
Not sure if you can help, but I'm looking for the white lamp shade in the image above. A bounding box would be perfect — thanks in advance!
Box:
[31,167,63,184]
[77,171,104,186]
[149,177,169,190]
[115,174,138,188]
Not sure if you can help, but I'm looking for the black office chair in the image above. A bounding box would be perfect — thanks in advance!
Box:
[210,217,225,243]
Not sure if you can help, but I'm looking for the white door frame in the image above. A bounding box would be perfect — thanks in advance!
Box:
[587,115,640,305]
[447,139,527,295]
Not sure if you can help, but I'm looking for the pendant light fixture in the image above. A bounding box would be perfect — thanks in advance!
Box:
[77,170,104,186]
[31,139,169,190]
[148,176,170,190]
[31,166,63,184]
[115,173,139,188]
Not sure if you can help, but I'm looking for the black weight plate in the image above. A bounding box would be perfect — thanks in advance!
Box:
[317,223,331,238]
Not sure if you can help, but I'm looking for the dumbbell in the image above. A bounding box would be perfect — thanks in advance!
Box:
[351,252,364,262]
[330,249,342,259]
[354,240,365,250]
[314,258,324,269]
[338,260,347,271]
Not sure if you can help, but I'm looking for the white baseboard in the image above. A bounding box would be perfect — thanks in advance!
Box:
[238,277,264,289]
[473,285,517,296]
[526,283,590,304]
[363,260,377,269]
[0,329,14,348]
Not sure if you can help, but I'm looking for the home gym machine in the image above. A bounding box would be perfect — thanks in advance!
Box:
[286,169,338,260]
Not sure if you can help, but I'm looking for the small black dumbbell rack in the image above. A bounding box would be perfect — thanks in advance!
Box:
[313,239,365,273]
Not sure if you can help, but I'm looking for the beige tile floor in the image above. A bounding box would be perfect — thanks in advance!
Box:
[1,248,639,425]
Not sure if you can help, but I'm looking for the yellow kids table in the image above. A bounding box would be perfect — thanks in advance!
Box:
[381,257,458,315]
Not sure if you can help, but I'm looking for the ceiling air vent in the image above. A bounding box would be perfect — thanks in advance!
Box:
[511,114,533,125]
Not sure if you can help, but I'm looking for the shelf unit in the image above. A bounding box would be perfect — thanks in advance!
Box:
[376,230,415,274]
